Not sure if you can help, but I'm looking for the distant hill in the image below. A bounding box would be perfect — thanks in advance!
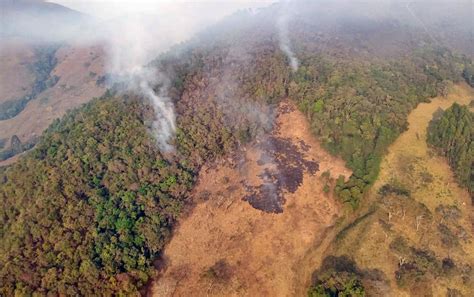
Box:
[0,0,90,43]
[0,0,105,165]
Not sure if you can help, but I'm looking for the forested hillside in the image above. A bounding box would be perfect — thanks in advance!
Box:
[292,47,466,207]
[1,1,474,295]
[313,84,474,297]
[428,103,473,195]
[159,29,469,209]
[0,96,185,295]
[0,90,245,295]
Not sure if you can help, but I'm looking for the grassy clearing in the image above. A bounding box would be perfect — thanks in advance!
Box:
[328,84,474,297]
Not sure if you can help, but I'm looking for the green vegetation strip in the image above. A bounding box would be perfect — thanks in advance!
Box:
[427,103,473,195]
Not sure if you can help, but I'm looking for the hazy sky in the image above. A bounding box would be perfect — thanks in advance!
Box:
[52,0,276,20]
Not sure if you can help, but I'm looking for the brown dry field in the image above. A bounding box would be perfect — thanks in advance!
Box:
[375,83,473,212]
[149,100,351,297]
[331,83,474,297]
[0,40,37,103]
[0,42,106,165]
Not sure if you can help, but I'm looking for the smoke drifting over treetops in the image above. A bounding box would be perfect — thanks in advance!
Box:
[3,0,306,152]
[1,0,274,152]
[3,0,472,151]
[277,0,299,72]
[91,4,269,153]
[101,13,181,152]
[99,2,280,152]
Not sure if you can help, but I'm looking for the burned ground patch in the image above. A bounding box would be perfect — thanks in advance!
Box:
[243,136,319,213]
[151,99,351,297]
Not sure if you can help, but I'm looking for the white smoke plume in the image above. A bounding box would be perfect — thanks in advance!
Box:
[90,1,276,153]
[141,80,176,153]
[277,0,299,72]
[2,0,275,152]
[101,13,180,153]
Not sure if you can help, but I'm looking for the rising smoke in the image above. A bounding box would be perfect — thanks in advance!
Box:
[277,0,299,72]
[2,0,274,153]
[102,13,180,152]
[69,1,275,152]
[140,80,176,153]
[97,1,277,152]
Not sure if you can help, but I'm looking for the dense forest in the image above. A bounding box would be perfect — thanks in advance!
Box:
[0,90,245,295]
[292,47,466,207]
[1,96,185,295]
[428,103,473,196]
[160,35,468,209]
[1,2,474,295]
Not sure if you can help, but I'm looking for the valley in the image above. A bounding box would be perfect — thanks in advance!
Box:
[0,0,106,165]
[0,43,106,166]
[318,83,474,296]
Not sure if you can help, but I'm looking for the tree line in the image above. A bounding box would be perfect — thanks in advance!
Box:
[1,6,474,295]
[428,103,473,196]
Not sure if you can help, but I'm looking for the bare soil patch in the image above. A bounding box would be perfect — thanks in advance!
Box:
[149,100,351,297]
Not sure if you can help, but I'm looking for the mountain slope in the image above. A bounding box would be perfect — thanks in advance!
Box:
[0,0,90,42]
[0,1,473,296]
[151,101,351,296]
[0,0,106,165]
[319,84,474,296]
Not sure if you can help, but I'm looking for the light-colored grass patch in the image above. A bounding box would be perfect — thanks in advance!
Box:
[332,83,474,297]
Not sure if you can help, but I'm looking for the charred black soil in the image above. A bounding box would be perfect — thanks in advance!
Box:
[243,135,319,213]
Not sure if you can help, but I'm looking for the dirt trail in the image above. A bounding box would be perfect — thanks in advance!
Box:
[150,100,351,297]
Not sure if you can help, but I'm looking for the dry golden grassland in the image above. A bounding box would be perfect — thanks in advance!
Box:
[150,101,351,297]
[330,83,474,297]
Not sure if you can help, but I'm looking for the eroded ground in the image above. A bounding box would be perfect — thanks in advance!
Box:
[150,101,351,297]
